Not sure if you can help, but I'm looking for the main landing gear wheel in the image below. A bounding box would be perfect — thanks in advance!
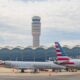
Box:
[66,68,77,72]
[52,69,55,72]
[21,69,25,73]
[33,69,38,73]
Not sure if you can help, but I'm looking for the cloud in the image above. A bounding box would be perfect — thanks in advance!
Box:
[0,32,32,47]
[0,0,80,47]
[0,0,80,32]
[60,40,80,48]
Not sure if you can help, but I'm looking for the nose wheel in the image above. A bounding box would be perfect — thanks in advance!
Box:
[21,69,25,73]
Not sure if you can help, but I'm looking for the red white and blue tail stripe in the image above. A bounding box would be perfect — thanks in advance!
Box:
[55,42,71,63]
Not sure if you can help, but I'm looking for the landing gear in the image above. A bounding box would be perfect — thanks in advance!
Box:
[71,68,77,72]
[65,68,69,72]
[52,69,55,72]
[66,68,77,72]
[59,69,61,72]
[33,69,38,73]
[21,69,25,73]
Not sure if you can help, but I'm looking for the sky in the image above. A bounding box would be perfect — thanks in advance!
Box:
[0,0,80,47]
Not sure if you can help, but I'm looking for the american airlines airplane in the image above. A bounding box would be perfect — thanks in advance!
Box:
[54,42,80,72]
[0,60,65,73]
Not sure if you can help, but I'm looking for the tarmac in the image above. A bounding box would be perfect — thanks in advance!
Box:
[0,67,80,80]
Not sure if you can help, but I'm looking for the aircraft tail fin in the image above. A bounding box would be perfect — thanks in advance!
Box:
[54,42,71,63]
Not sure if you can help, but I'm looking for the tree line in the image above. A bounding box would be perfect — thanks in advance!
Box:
[0,46,80,61]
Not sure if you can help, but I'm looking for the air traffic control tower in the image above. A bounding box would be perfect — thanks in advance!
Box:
[32,16,41,48]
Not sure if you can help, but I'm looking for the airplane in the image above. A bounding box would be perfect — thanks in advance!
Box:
[0,60,65,73]
[54,42,80,72]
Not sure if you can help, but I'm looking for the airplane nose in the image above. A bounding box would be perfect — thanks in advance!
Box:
[0,60,4,65]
